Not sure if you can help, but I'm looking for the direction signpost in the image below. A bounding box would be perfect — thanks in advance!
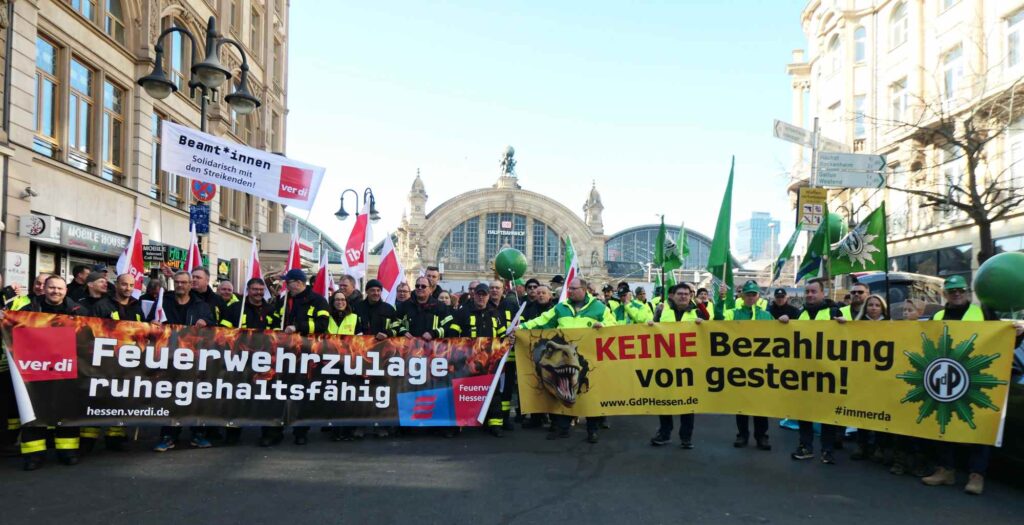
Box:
[816,170,886,189]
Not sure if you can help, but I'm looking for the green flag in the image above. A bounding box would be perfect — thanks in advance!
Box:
[655,215,683,272]
[654,216,666,267]
[796,206,830,282]
[773,227,801,283]
[706,157,735,307]
[563,236,575,275]
[677,222,690,261]
[830,203,888,275]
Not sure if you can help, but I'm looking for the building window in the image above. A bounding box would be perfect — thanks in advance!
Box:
[34,37,60,158]
[854,26,866,62]
[70,0,98,23]
[228,1,240,35]
[250,8,262,59]
[68,58,94,171]
[890,78,907,122]
[485,213,526,261]
[102,81,124,183]
[150,112,162,199]
[438,217,480,270]
[995,234,1024,254]
[854,95,866,138]
[890,2,908,49]
[1008,9,1024,70]
[827,34,841,75]
[273,39,284,88]
[531,220,563,273]
[941,145,963,219]
[104,0,125,45]
[166,19,191,91]
[943,45,963,103]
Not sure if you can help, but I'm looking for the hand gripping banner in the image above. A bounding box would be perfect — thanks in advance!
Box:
[3,311,507,428]
[515,321,1017,446]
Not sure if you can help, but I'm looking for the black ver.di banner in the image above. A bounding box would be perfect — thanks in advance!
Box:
[2,311,507,428]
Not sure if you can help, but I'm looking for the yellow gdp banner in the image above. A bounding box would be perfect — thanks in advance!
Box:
[515,321,1017,446]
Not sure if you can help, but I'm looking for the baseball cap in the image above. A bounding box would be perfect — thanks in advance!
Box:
[474,282,490,294]
[773,288,787,298]
[550,275,565,285]
[943,275,968,290]
[91,263,108,272]
[741,281,760,294]
[85,272,107,284]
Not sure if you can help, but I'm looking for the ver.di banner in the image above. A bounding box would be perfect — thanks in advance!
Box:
[3,311,507,428]
[515,321,1017,446]
[161,121,326,210]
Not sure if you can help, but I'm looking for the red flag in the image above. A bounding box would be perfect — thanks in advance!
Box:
[185,223,203,273]
[115,214,146,298]
[312,249,335,301]
[377,233,404,306]
[152,286,167,324]
[285,231,303,273]
[559,250,579,303]
[344,212,369,279]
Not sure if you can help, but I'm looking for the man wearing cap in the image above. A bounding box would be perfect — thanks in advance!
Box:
[777,278,847,465]
[66,264,92,302]
[635,286,654,315]
[647,283,708,449]
[77,271,115,317]
[767,288,800,320]
[549,275,565,298]
[920,275,1023,495]
[354,279,399,340]
[153,271,216,453]
[266,268,330,446]
[611,283,653,325]
[601,283,616,306]
[458,280,481,310]
[449,282,510,436]
[522,277,616,443]
[715,281,774,450]
[524,278,540,303]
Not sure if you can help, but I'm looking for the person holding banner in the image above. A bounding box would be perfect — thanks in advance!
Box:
[326,290,360,336]
[920,275,1022,495]
[449,283,510,437]
[191,268,228,325]
[840,282,869,320]
[611,284,653,325]
[777,278,847,465]
[221,278,279,331]
[153,271,216,453]
[106,274,145,321]
[354,280,399,341]
[521,278,615,443]
[715,280,774,451]
[274,269,330,446]
[12,276,87,470]
[647,283,708,449]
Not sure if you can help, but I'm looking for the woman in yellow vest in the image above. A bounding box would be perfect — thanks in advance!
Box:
[328,290,360,335]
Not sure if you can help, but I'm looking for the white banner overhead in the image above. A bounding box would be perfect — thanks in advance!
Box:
[160,121,326,210]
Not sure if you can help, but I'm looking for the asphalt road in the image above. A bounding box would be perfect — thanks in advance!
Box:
[2,415,1022,525]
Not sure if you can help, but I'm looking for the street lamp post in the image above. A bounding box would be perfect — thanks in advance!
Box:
[137,16,261,132]
[335,188,381,222]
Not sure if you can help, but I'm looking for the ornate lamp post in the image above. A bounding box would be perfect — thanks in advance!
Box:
[335,188,380,222]
[137,16,260,132]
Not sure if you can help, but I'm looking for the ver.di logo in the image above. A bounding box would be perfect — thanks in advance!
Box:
[897,326,1007,434]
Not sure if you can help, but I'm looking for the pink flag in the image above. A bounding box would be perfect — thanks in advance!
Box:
[377,234,405,306]
[185,223,203,273]
[344,212,369,279]
[312,249,335,302]
[115,214,146,298]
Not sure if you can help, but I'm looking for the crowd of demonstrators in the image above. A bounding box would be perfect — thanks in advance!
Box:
[2,264,1023,500]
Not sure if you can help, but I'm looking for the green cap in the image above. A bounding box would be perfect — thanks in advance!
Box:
[943,275,968,290]
[513,277,525,286]
[741,281,760,294]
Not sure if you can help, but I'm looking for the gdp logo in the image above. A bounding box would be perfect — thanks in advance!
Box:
[278,166,313,201]
[897,326,1006,434]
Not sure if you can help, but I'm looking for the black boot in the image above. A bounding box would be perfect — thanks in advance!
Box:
[23,453,44,471]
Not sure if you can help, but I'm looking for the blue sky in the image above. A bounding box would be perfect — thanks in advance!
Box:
[286,1,809,254]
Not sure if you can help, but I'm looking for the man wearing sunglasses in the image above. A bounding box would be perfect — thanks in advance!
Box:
[840,282,869,319]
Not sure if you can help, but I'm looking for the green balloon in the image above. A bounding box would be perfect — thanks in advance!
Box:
[494,248,528,281]
[827,213,848,242]
[975,252,1024,312]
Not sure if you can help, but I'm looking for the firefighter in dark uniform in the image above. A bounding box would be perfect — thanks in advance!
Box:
[449,282,508,436]
[76,272,133,452]
[353,279,399,340]
[396,276,455,436]
[3,276,87,470]
[272,269,330,446]
[220,277,279,445]
[488,280,519,432]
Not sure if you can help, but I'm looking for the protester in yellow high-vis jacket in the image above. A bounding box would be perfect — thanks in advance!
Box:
[522,277,615,443]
